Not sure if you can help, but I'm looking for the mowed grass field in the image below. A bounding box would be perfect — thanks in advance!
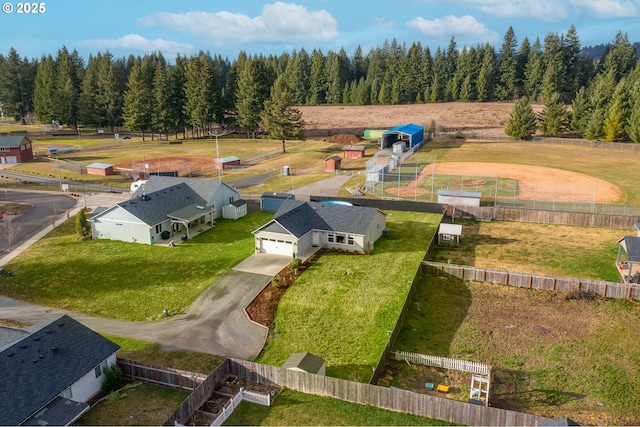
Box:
[256,211,441,383]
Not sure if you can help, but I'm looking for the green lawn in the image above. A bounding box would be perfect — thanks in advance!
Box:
[223,388,456,426]
[256,211,441,383]
[389,276,640,426]
[78,382,189,426]
[0,211,272,320]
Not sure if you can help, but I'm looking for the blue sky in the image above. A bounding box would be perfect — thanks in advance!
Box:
[1,0,638,60]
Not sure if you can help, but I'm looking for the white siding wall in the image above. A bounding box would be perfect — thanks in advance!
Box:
[212,185,241,218]
[92,208,152,244]
[67,353,117,403]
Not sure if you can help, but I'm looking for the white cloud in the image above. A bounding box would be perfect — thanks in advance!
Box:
[407,15,500,43]
[418,0,568,21]
[137,2,338,46]
[569,0,639,18]
[375,18,396,28]
[80,34,195,56]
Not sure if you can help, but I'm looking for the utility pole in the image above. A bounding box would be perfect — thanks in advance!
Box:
[211,129,232,181]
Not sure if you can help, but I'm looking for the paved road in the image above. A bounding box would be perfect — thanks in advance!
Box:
[0,190,76,253]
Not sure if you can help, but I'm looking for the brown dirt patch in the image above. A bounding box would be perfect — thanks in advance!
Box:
[324,133,364,144]
[245,266,299,329]
[300,102,544,137]
[0,202,33,216]
[387,161,622,203]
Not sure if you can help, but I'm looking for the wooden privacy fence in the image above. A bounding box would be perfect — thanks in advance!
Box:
[162,360,230,426]
[392,351,490,376]
[117,358,207,391]
[423,262,640,301]
[228,359,546,426]
[452,205,640,228]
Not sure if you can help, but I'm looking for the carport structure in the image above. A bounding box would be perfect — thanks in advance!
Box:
[381,123,424,150]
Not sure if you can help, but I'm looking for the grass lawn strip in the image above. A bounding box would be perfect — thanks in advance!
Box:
[432,219,625,282]
[0,211,272,320]
[223,388,456,426]
[257,211,441,383]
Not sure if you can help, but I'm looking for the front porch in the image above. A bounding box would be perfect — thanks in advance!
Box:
[155,222,215,247]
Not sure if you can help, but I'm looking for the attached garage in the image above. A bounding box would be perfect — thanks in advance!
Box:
[259,238,294,256]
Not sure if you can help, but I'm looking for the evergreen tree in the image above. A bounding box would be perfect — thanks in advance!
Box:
[33,55,56,124]
[54,46,82,128]
[476,45,496,102]
[516,36,531,97]
[585,107,606,140]
[169,55,188,138]
[94,53,124,132]
[76,209,90,238]
[307,49,326,105]
[430,48,445,102]
[524,38,544,100]
[496,26,518,100]
[152,62,172,138]
[603,98,626,141]
[261,75,305,154]
[538,92,568,136]
[570,87,590,136]
[627,87,640,143]
[235,56,269,136]
[184,52,220,136]
[505,96,537,139]
[0,48,36,124]
[78,54,99,128]
[541,33,564,103]
[123,56,154,140]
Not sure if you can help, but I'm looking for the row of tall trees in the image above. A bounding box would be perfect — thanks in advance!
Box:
[0,26,638,141]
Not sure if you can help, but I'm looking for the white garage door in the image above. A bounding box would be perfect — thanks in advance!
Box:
[260,238,294,256]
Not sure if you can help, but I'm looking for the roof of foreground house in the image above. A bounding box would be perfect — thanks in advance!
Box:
[257,200,385,238]
[0,315,120,426]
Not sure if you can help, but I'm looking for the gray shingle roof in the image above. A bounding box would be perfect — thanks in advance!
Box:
[282,352,325,374]
[133,176,224,204]
[0,135,29,148]
[120,183,206,226]
[266,200,384,238]
[0,315,120,426]
[622,236,640,262]
[0,326,29,351]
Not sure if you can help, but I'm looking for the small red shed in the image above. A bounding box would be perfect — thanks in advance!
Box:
[215,156,241,170]
[0,135,34,164]
[325,156,342,172]
[342,145,366,159]
[87,162,115,176]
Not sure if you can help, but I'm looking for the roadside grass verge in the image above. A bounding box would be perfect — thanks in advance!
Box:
[432,220,624,282]
[388,275,640,426]
[78,382,189,426]
[256,211,441,383]
[0,211,272,320]
[223,388,456,426]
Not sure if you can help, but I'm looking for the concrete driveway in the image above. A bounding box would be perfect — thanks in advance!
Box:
[233,253,292,276]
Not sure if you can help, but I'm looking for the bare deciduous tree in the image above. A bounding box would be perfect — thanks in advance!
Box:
[0,218,22,252]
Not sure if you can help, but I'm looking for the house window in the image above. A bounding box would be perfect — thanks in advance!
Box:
[348,235,354,245]
[229,196,234,204]
[155,224,162,233]
[20,145,25,150]
[0,147,10,152]
[95,365,102,378]
[336,234,346,244]
[61,387,73,399]
[26,143,31,149]
[327,233,334,243]
[442,234,451,241]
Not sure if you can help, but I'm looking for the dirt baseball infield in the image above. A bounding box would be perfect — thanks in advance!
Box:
[389,162,622,203]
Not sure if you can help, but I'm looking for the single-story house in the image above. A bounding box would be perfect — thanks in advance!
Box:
[0,135,34,164]
[616,236,640,283]
[342,145,366,159]
[254,200,386,257]
[282,352,326,376]
[0,315,120,426]
[215,156,241,170]
[90,176,244,244]
[260,192,295,212]
[325,156,342,172]
[86,162,115,176]
[438,223,462,246]
[438,190,482,207]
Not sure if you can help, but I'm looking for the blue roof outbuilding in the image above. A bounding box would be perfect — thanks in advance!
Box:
[381,124,424,149]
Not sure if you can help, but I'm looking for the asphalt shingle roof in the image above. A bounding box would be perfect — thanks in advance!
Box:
[622,236,640,262]
[133,176,224,204]
[0,315,120,426]
[0,135,29,148]
[268,200,383,237]
[282,352,325,374]
[119,183,206,226]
